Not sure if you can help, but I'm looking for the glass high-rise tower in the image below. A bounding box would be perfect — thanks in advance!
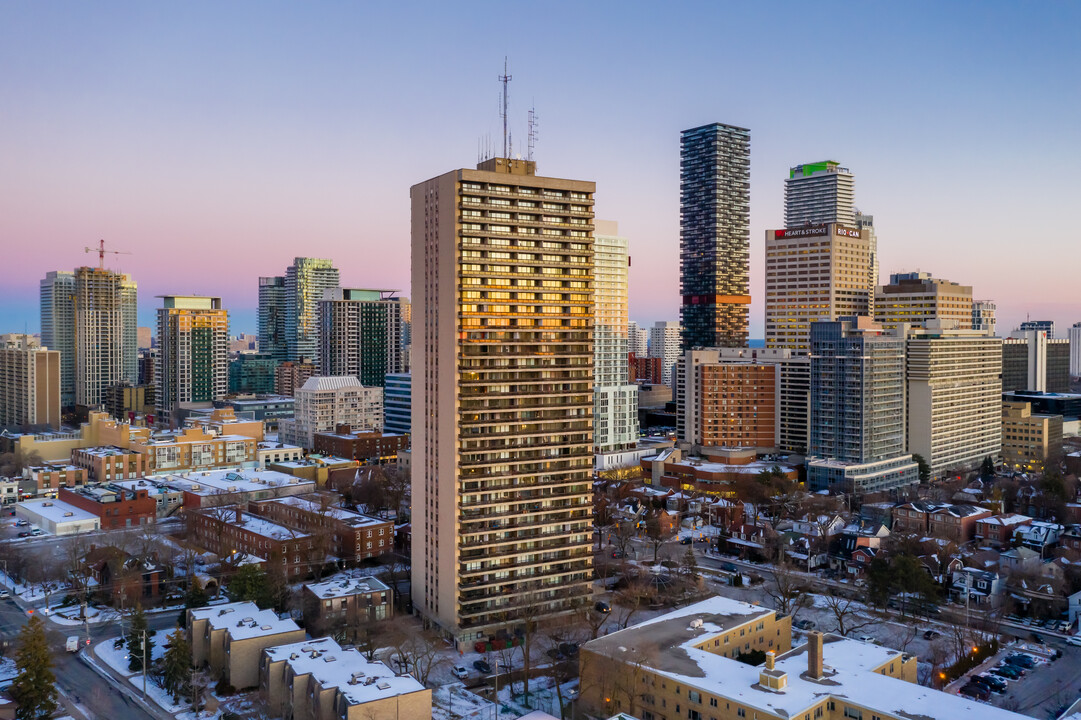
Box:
[679,122,751,349]
[285,257,340,366]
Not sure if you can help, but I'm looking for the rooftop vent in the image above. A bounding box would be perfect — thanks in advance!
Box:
[260,625,272,631]
[376,682,390,690]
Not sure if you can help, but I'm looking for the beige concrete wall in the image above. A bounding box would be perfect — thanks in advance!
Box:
[226,629,305,690]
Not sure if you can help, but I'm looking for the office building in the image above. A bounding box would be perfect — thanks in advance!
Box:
[680,122,751,348]
[156,296,230,417]
[103,382,152,420]
[318,288,407,387]
[627,320,648,356]
[278,376,382,450]
[580,596,1029,720]
[593,221,639,454]
[257,275,288,361]
[1070,321,1081,378]
[0,338,61,429]
[1002,401,1063,472]
[808,317,917,493]
[764,223,874,353]
[875,272,973,331]
[40,271,76,407]
[72,266,138,408]
[228,353,280,395]
[1019,320,1055,337]
[972,300,997,336]
[1002,329,1070,393]
[650,320,682,386]
[383,373,411,435]
[676,347,809,454]
[905,323,1002,479]
[411,156,594,645]
[784,160,855,226]
[285,257,339,365]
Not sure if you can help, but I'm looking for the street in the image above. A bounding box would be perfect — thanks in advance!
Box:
[0,595,179,720]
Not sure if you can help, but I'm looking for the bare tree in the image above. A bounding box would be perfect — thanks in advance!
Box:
[613,576,655,630]
[386,619,447,685]
[609,521,637,559]
[765,564,808,616]
[821,593,874,637]
[643,512,673,564]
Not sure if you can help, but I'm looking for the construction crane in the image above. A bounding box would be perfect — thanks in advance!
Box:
[83,239,131,269]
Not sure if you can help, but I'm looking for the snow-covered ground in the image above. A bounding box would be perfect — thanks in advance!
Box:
[95,628,172,677]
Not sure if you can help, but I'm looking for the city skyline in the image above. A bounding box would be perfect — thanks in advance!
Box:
[2,3,1080,337]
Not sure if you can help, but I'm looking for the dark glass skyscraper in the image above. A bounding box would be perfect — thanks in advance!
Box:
[680,122,751,349]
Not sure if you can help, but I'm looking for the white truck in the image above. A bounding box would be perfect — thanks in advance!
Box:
[66,636,79,653]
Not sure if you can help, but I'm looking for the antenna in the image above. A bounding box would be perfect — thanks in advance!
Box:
[527,105,539,162]
[498,57,512,159]
[84,239,132,270]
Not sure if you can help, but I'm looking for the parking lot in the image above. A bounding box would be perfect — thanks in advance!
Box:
[953,641,1081,717]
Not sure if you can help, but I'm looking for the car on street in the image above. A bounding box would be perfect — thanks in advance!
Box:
[679,536,693,545]
[17,531,30,538]
[451,666,470,680]
[1066,635,1081,647]
[721,562,738,572]
[595,601,611,614]
[1031,632,1045,643]
[923,629,941,640]
[794,619,816,630]
[473,660,491,674]
[0,590,9,599]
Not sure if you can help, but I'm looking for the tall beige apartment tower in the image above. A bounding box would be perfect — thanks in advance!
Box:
[0,336,61,429]
[156,296,230,417]
[764,223,873,353]
[74,266,138,407]
[410,157,595,647]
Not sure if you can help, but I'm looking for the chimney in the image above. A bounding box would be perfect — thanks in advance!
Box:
[807,632,823,679]
[235,507,243,524]
[765,651,775,671]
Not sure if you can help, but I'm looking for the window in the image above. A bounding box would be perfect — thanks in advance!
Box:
[737,709,746,718]
[843,709,862,720]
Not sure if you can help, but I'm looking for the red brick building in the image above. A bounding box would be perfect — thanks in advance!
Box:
[312,425,409,465]
[71,446,148,482]
[629,353,664,384]
[248,494,393,562]
[695,363,778,450]
[927,505,992,543]
[975,514,1033,547]
[58,485,156,529]
[25,463,87,494]
[189,506,316,578]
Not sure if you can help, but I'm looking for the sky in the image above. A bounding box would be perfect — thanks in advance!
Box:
[2,2,1080,338]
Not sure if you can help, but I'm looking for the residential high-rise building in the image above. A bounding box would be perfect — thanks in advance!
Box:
[274,360,317,397]
[1001,401,1063,472]
[593,221,638,454]
[972,300,997,336]
[1070,321,1081,379]
[680,123,751,349]
[383,372,411,435]
[228,353,280,395]
[808,317,917,493]
[278,376,382,450]
[676,347,809,454]
[905,323,1002,479]
[1019,320,1054,337]
[855,211,879,315]
[875,272,973,331]
[764,223,873,353]
[72,266,138,408]
[0,337,61,429]
[784,161,855,227]
[40,270,76,407]
[258,276,288,361]
[627,320,648,356]
[156,296,230,417]
[285,257,340,365]
[400,301,412,373]
[650,320,682,386]
[1002,330,1070,393]
[410,156,594,646]
[318,288,407,387]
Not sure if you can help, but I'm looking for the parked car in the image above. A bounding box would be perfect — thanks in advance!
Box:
[473,660,491,674]
[923,630,941,640]
[0,590,9,599]
[795,619,816,630]
[960,683,991,701]
[595,601,611,614]
[1031,632,1045,644]
[17,531,30,538]
[559,642,579,658]
[451,666,470,680]
[611,550,625,558]
[973,674,1007,693]
[855,635,877,644]
[1005,654,1036,669]
[721,562,738,572]
[14,520,28,527]
[992,665,1022,679]
[29,528,43,536]
[679,536,693,545]
[1066,635,1081,647]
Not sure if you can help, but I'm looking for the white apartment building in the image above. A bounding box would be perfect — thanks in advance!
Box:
[40,271,76,407]
[278,376,382,450]
[627,320,648,356]
[410,157,594,647]
[764,223,873,353]
[784,161,855,227]
[593,221,639,455]
[73,266,138,408]
[972,300,997,336]
[1070,321,1081,379]
[906,322,1003,479]
[649,320,681,386]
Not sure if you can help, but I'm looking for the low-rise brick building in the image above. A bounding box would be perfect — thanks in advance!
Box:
[24,463,87,494]
[71,446,148,482]
[58,484,156,529]
[312,424,409,465]
[927,504,992,543]
[188,506,317,578]
[975,513,1033,547]
[301,573,393,638]
[249,494,393,562]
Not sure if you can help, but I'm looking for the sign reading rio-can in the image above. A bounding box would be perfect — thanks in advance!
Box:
[834,226,862,238]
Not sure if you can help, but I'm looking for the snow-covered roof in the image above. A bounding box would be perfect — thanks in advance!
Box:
[160,469,312,496]
[305,573,390,600]
[263,496,387,528]
[16,499,98,525]
[299,376,368,392]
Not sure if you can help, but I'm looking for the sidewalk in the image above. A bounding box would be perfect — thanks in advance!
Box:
[82,641,176,720]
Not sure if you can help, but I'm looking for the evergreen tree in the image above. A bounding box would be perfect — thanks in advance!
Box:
[177,583,209,627]
[127,604,155,673]
[980,456,996,481]
[161,628,192,703]
[228,564,273,608]
[10,615,58,720]
[912,454,931,484]
[682,545,700,581]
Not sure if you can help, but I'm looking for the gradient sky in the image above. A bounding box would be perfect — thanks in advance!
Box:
[2,2,1079,338]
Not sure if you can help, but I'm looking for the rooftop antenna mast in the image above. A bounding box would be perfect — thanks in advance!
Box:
[84,238,131,270]
[498,57,512,159]
[527,104,539,162]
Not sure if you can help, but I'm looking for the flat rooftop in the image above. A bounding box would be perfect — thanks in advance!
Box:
[262,496,387,528]
[305,572,390,600]
[160,469,313,495]
[16,499,98,524]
